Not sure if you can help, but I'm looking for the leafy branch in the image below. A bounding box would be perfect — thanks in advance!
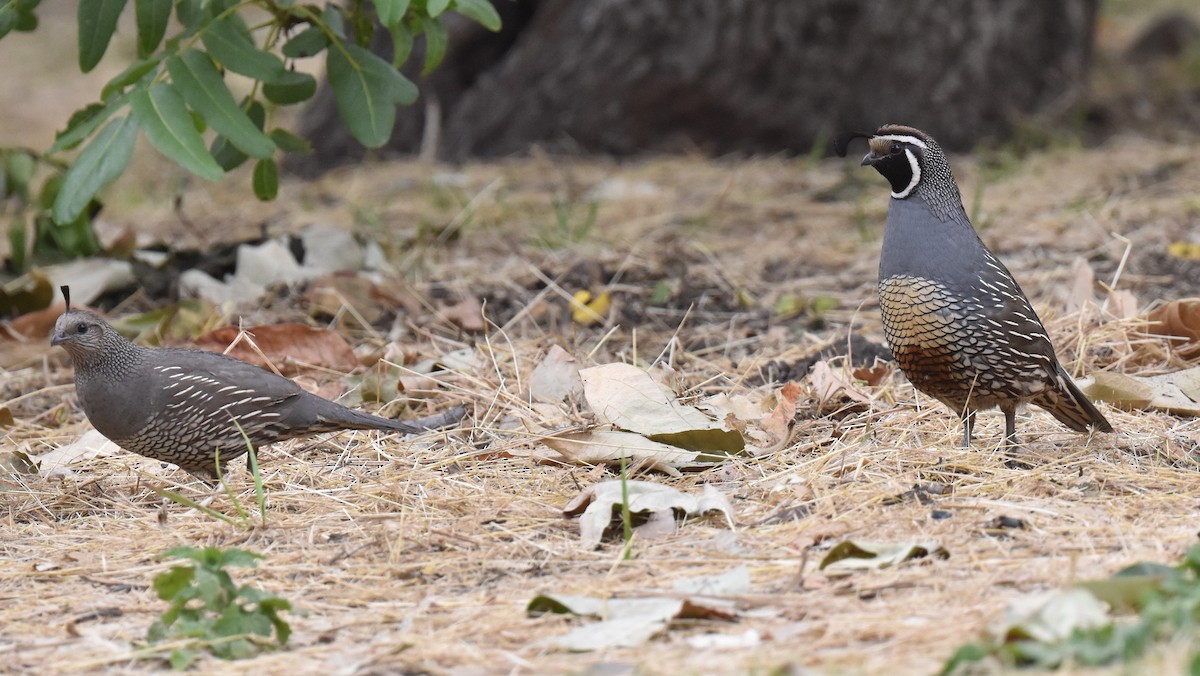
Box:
[0,0,500,272]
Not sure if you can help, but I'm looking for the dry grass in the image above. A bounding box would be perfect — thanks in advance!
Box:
[3,134,1200,675]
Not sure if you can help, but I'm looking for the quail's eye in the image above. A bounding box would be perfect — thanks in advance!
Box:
[890,142,903,154]
[76,324,88,334]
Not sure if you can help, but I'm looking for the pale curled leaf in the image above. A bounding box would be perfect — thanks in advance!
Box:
[580,363,743,453]
[819,539,949,575]
[562,480,735,549]
[542,430,698,476]
[1081,368,1200,416]
[530,345,583,403]
[988,588,1111,644]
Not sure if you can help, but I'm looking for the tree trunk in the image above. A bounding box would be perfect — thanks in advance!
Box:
[292,0,1098,172]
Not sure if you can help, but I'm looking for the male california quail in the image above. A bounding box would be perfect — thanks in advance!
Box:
[51,288,465,480]
[835,124,1112,447]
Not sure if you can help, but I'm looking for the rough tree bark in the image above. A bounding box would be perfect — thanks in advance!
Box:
[293,0,1098,172]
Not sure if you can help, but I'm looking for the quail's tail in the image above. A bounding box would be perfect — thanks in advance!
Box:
[1032,366,1113,434]
[317,402,467,435]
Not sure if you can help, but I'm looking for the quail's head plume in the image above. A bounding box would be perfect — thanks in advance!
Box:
[52,286,465,481]
[837,125,1112,448]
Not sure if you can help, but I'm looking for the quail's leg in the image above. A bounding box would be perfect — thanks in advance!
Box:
[961,410,976,447]
[1002,406,1019,448]
[1000,403,1034,468]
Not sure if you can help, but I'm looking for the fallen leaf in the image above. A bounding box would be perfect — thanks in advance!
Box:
[563,480,735,549]
[852,363,891,386]
[0,449,37,474]
[35,430,122,476]
[1147,299,1200,359]
[1106,289,1139,320]
[818,539,949,575]
[988,588,1110,644]
[1,302,64,341]
[443,296,486,332]
[0,269,53,318]
[809,360,873,405]
[195,324,360,375]
[760,381,802,442]
[579,363,744,453]
[0,407,14,427]
[686,629,761,650]
[42,257,136,306]
[305,273,385,325]
[672,566,751,596]
[1080,368,1200,416]
[528,567,745,652]
[541,430,706,476]
[530,345,583,403]
[1066,256,1095,311]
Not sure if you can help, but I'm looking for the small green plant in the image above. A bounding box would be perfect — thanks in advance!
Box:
[147,546,293,670]
[942,545,1200,674]
[535,197,599,248]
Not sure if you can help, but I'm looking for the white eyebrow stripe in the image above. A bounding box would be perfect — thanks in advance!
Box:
[874,133,928,149]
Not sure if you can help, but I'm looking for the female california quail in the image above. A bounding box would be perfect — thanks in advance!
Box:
[51,292,465,480]
[836,124,1112,447]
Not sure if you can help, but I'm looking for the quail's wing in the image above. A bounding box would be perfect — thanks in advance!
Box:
[147,348,305,447]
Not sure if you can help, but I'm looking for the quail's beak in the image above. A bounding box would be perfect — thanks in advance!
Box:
[50,330,67,346]
[860,150,883,167]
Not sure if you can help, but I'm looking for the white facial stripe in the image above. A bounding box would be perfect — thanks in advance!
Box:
[874,133,928,149]
[891,147,921,199]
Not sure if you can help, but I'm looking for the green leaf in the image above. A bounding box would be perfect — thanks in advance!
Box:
[210,100,265,171]
[6,151,35,189]
[152,565,196,601]
[130,83,225,181]
[389,22,414,68]
[7,216,27,273]
[418,14,447,75]
[322,5,345,37]
[0,6,16,40]
[217,548,262,568]
[167,50,274,158]
[261,70,317,105]
[427,0,450,18]
[376,0,410,28]
[453,0,500,31]
[50,100,124,154]
[268,128,311,154]
[168,650,197,670]
[134,0,170,57]
[252,158,278,201]
[52,115,137,223]
[326,43,417,148]
[78,0,128,73]
[100,55,162,101]
[201,15,288,83]
[281,25,329,58]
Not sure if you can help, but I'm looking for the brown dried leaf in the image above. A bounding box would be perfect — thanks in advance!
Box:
[852,363,891,386]
[195,324,360,375]
[810,360,873,404]
[1,302,66,341]
[443,296,486,332]
[760,381,802,441]
[1066,256,1096,311]
[305,273,384,325]
[1147,299,1200,359]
